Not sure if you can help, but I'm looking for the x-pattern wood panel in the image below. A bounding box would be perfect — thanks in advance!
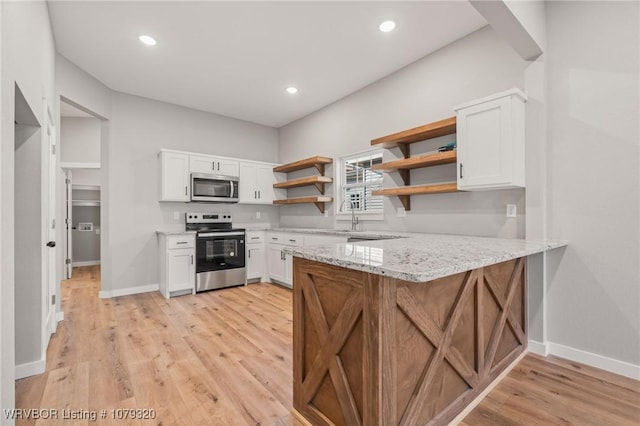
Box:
[396,270,477,425]
[484,258,525,370]
[300,273,363,426]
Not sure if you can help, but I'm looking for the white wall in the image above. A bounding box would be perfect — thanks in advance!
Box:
[70,169,101,186]
[1,0,56,418]
[60,117,101,163]
[546,1,640,368]
[105,92,279,293]
[278,26,527,238]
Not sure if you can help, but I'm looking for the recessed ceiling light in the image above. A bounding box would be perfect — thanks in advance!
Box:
[139,35,157,46]
[379,20,396,33]
[286,87,298,94]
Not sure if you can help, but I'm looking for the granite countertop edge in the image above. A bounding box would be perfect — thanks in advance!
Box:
[284,235,567,283]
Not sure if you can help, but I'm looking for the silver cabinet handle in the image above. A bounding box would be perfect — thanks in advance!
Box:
[280,251,284,260]
[459,163,464,179]
[258,190,261,199]
[185,186,188,196]
[251,237,260,240]
[289,239,296,242]
[248,249,251,259]
[212,161,215,171]
[271,237,278,241]
[176,241,188,245]
[217,162,220,171]
[190,254,194,264]
[254,190,257,199]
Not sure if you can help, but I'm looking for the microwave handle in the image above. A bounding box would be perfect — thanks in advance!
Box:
[230,180,234,198]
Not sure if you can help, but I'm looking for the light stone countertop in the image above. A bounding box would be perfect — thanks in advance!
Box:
[284,233,567,283]
[155,230,197,236]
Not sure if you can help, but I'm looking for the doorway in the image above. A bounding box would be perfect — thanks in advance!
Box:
[58,99,103,281]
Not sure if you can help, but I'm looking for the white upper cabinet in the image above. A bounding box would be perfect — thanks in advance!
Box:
[190,154,239,177]
[160,151,190,202]
[239,162,276,204]
[454,88,527,191]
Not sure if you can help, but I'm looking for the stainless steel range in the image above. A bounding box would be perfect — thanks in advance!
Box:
[186,212,246,292]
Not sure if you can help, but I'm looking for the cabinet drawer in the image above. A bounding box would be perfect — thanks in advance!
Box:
[267,232,304,246]
[246,231,265,244]
[167,235,195,249]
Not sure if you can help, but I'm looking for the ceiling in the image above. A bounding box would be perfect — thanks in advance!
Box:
[48,1,486,128]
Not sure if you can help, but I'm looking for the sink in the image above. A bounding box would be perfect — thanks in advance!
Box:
[347,236,391,243]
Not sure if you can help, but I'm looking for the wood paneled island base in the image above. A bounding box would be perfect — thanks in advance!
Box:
[292,256,527,426]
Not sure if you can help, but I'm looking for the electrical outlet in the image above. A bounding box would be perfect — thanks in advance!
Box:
[506,204,517,218]
[256,211,261,219]
[173,211,180,220]
[397,207,406,217]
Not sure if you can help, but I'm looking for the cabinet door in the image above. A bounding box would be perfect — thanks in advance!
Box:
[283,253,293,287]
[161,151,190,201]
[190,154,218,174]
[255,165,276,204]
[456,93,525,190]
[247,245,265,280]
[216,158,240,177]
[167,248,195,292]
[239,162,258,203]
[268,244,286,283]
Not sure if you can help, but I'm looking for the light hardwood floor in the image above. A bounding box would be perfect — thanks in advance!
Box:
[16,266,640,425]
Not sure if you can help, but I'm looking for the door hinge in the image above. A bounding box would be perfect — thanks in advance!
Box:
[51,295,56,305]
[65,258,71,265]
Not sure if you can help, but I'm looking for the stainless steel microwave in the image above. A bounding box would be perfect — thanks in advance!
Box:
[191,173,239,203]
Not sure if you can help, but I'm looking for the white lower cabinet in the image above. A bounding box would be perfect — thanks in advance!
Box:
[158,233,196,298]
[266,232,348,289]
[268,244,289,286]
[246,231,266,282]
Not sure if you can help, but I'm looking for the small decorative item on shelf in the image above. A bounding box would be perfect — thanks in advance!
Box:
[438,141,457,152]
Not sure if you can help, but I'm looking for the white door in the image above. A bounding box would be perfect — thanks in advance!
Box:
[216,158,240,177]
[247,245,265,280]
[65,169,73,279]
[268,244,286,282]
[168,249,195,292]
[255,165,275,204]
[239,162,257,203]
[284,253,293,287]
[161,152,190,201]
[45,117,57,337]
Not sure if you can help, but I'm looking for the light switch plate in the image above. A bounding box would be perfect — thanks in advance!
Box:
[397,207,406,217]
[506,204,517,218]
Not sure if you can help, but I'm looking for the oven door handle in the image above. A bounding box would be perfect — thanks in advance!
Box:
[198,231,245,237]
[229,180,234,198]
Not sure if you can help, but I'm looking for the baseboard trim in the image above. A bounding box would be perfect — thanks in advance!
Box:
[72,260,101,267]
[547,342,640,381]
[56,311,64,322]
[99,283,159,299]
[15,358,46,380]
[527,340,549,356]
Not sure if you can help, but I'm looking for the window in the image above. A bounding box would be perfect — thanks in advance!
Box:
[337,150,384,218]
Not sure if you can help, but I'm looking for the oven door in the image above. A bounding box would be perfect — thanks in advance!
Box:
[191,173,239,202]
[195,231,245,273]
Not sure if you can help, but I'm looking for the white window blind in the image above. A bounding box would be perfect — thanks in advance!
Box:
[339,150,384,214]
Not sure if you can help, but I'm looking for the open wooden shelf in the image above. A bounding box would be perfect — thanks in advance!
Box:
[371,116,456,152]
[273,196,333,213]
[372,151,457,173]
[273,156,333,175]
[273,176,332,193]
[373,182,459,211]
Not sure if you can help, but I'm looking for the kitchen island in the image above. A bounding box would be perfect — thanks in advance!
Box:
[285,234,565,426]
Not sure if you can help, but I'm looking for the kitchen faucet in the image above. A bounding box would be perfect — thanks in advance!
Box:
[340,199,359,231]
